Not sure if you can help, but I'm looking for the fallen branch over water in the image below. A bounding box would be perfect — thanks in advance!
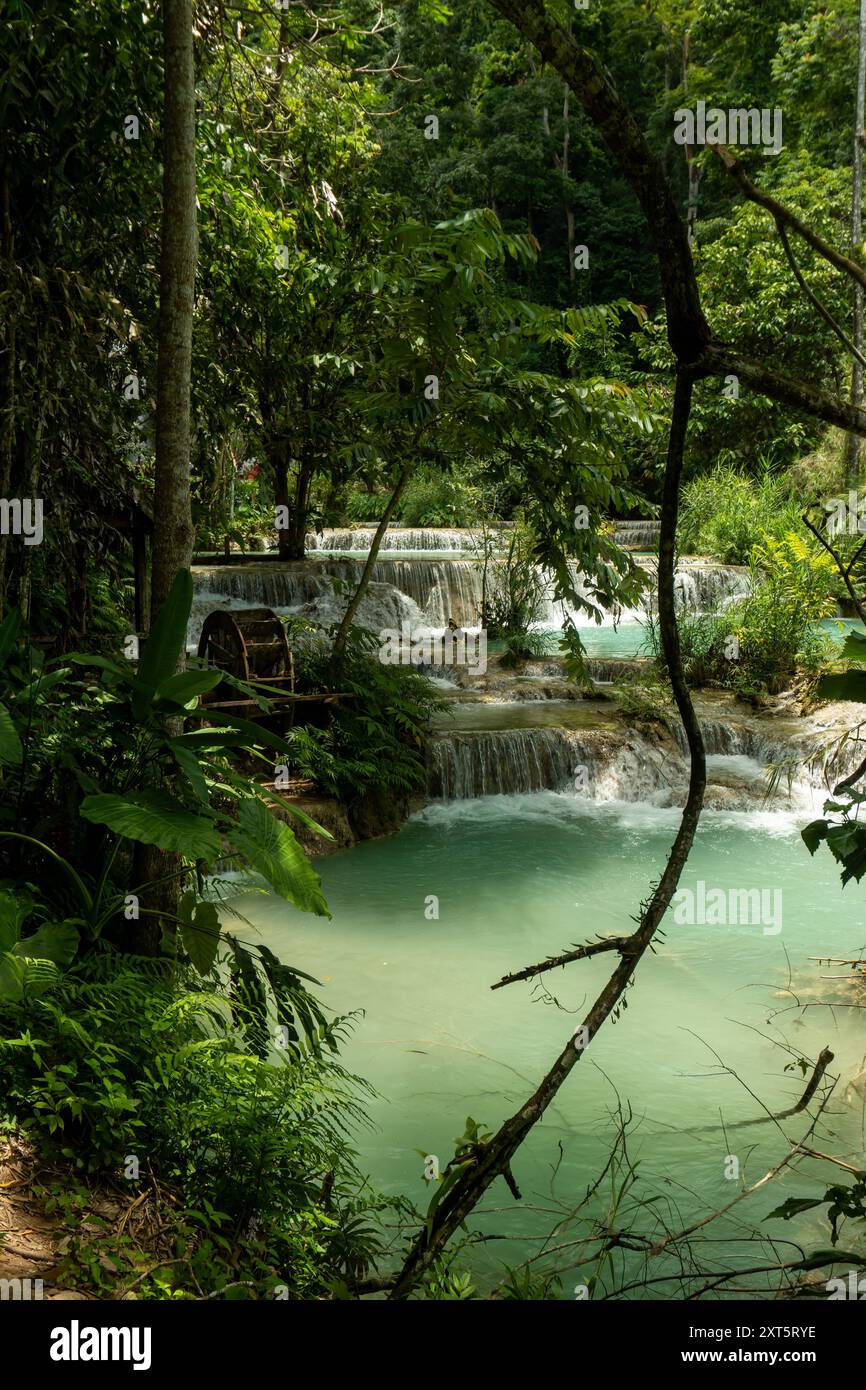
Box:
[490,935,640,990]
[388,368,706,1298]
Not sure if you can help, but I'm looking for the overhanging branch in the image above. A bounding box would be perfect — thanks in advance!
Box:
[711,144,866,291]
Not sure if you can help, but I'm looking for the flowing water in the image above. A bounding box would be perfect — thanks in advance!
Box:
[226,783,866,1294]
[200,525,866,1293]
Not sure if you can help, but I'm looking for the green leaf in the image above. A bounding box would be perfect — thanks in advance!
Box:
[839,630,866,661]
[132,569,194,717]
[12,920,79,967]
[0,952,55,1000]
[796,1249,866,1271]
[178,895,221,974]
[15,668,72,703]
[187,709,293,756]
[229,798,330,918]
[65,652,130,679]
[80,792,220,861]
[168,740,209,802]
[20,956,62,999]
[766,1197,824,1221]
[801,820,828,855]
[0,887,31,950]
[156,668,222,707]
[226,936,269,1058]
[0,702,23,767]
[0,952,25,1001]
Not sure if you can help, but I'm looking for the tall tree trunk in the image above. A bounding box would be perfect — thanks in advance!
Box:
[0,177,16,618]
[846,0,866,484]
[151,0,197,613]
[134,0,197,956]
[269,434,293,559]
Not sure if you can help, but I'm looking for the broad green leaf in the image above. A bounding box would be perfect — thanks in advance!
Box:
[0,703,22,767]
[15,667,71,702]
[839,630,866,661]
[172,729,249,750]
[156,668,222,707]
[12,920,78,967]
[168,740,209,802]
[80,791,220,861]
[0,887,31,950]
[229,798,330,918]
[187,709,293,756]
[0,952,24,1001]
[178,895,221,974]
[65,652,130,679]
[132,569,194,717]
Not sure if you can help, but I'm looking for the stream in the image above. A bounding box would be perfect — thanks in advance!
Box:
[202,529,866,1294]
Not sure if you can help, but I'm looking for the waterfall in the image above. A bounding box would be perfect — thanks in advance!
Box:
[533,562,644,628]
[672,565,750,613]
[190,564,424,647]
[425,713,856,807]
[670,717,866,799]
[613,520,661,549]
[427,729,579,799]
[192,551,751,650]
[193,559,483,631]
[305,527,487,552]
[426,727,679,801]
[584,658,649,684]
[370,559,482,626]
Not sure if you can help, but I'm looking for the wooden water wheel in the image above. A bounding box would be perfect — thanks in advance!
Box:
[196,604,354,731]
[198,607,293,685]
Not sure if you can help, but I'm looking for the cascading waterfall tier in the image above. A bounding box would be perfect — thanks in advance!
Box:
[425,701,855,808]
[305,527,488,552]
[192,558,482,631]
[613,520,661,549]
[191,552,751,646]
[670,716,865,796]
[426,726,680,802]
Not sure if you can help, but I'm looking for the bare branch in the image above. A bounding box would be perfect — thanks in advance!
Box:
[711,143,866,290]
[775,219,866,370]
[491,936,639,990]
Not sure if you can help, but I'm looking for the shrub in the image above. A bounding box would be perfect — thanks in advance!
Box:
[293,625,447,802]
[679,462,802,564]
[0,951,394,1297]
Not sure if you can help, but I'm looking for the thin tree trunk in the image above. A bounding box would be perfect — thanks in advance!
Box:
[563,82,575,289]
[682,32,702,247]
[389,373,705,1297]
[290,452,314,559]
[846,0,866,483]
[330,463,411,666]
